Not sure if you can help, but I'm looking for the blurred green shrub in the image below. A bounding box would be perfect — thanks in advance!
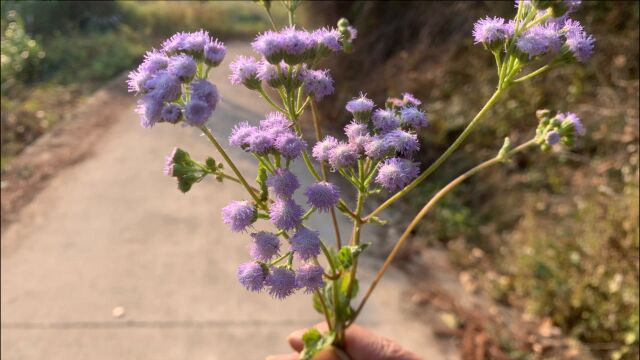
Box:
[0,10,45,89]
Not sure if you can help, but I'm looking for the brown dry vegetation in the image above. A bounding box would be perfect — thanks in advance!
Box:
[303,1,639,359]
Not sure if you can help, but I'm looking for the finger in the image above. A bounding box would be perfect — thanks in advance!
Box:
[265,353,299,360]
[344,325,422,360]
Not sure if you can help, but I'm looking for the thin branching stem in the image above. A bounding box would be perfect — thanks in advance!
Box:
[349,139,537,325]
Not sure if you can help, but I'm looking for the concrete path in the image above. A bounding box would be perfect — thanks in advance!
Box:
[1,44,453,360]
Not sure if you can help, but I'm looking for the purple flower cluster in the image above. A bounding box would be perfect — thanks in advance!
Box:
[311,93,426,191]
[539,111,586,147]
[252,26,351,65]
[472,3,594,63]
[128,31,225,128]
[229,112,306,160]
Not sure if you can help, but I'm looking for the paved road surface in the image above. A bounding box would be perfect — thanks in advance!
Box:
[1,44,453,360]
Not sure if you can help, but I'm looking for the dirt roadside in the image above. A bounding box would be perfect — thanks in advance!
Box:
[1,74,133,231]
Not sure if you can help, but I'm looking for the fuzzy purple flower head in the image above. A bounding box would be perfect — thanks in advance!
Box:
[364,136,390,160]
[252,30,284,63]
[472,17,511,45]
[344,121,370,140]
[160,103,182,124]
[304,181,340,212]
[312,136,339,162]
[384,129,420,156]
[565,27,595,63]
[184,99,212,126]
[237,262,267,292]
[328,142,358,169]
[400,107,428,130]
[249,232,280,262]
[346,93,375,121]
[247,130,275,154]
[559,112,586,136]
[545,130,561,146]
[229,56,260,89]
[375,158,420,191]
[296,264,325,293]
[313,27,342,53]
[229,122,258,148]
[372,109,400,133]
[291,227,321,261]
[517,23,562,59]
[222,200,256,232]
[191,79,220,110]
[275,132,307,160]
[301,69,334,101]
[266,267,297,299]
[204,39,226,67]
[269,198,304,231]
[402,93,422,107]
[167,54,197,82]
[267,168,300,199]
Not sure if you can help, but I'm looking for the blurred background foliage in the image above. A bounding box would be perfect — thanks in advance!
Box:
[304,1,639,359]
[0,0,284,168]
[1,1,638,359]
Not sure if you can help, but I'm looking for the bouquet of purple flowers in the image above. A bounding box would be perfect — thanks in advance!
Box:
[127,0,594,358]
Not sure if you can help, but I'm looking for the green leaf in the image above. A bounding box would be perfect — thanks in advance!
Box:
[300,329,335,360]
[312,292,325,314]
[336,243,370,270]
[177,180,192,193]
[369,216,388,226]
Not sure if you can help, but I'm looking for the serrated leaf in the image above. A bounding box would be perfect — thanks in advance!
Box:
[300,329,335,360]
[337,243,370,269]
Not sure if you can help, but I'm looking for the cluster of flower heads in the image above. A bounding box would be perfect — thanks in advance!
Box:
[472,0,594,63]
[229,112,307,159]
[224,111,349,299]
[228,23,357,102]
[313,93,427,192]
[535,109,585,150]
[127,30,225,128]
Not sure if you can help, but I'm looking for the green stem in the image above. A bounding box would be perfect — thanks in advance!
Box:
[199,126,263,206]
[364,87,505,221]
[311,99,343,248]
[513,64,551,83]
[350,139,537,325]
[258,86,286,113]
